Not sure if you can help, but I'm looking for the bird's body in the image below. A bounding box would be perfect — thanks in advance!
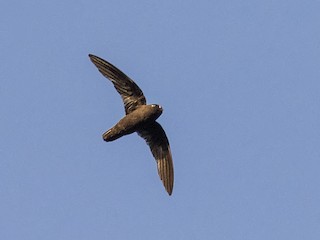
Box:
[89,54,174,195]
[103,104,163,142]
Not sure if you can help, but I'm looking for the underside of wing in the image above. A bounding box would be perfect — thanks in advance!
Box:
[137,122,174,195]
[89,54,146,114]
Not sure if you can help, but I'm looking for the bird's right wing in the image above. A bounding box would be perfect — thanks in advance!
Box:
[137,122,174,195]
[89,54,146,114]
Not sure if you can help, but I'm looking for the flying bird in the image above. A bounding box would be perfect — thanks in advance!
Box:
[89,54,174,195]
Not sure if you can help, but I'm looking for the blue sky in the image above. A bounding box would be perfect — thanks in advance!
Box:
[1,1,320,239]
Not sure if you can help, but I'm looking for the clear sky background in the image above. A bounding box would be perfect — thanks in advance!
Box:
[1,1,320,239]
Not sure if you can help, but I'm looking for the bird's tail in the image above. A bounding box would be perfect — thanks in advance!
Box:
[102,128,123,142]
[103,129,114,142]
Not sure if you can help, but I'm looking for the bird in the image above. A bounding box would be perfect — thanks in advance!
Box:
[88,54,174,195]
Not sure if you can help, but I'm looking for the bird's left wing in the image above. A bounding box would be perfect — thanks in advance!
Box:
[89,54,146,114]
[137,122,174,195]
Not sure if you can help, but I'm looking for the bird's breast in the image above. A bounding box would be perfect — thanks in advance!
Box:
[114,105,162,134]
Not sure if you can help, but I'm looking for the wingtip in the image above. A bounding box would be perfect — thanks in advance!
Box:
[165,183,173,196]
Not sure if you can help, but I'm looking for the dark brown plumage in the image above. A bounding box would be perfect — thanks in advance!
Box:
[89,54,174,195]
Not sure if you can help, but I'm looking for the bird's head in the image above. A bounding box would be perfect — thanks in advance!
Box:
[148,104,163,121]
[151,104,163,112]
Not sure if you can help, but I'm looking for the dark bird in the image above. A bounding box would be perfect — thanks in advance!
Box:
[89,54,174,195]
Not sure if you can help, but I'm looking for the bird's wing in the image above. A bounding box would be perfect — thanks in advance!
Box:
[137,122,174,195]
[89,54,146,114]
